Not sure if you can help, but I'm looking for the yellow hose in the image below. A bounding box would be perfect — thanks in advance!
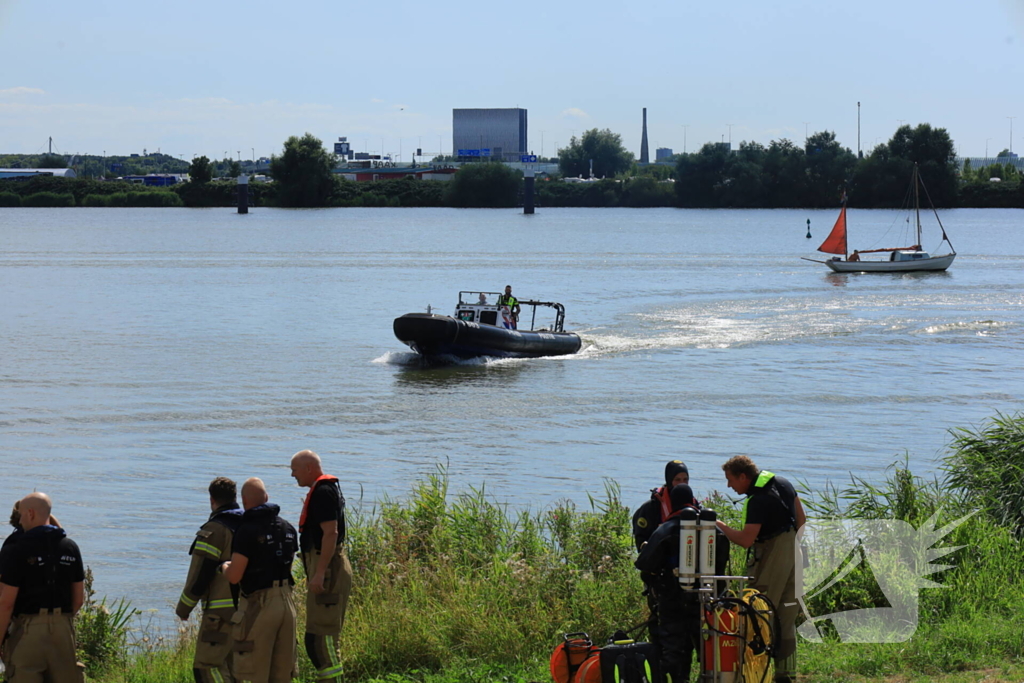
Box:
[740,588,774,683]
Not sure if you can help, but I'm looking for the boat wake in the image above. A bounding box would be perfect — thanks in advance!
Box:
[917,320,1012,336]
[371,351,421,366]
[577,304,1016,357]
[371,350,572,368]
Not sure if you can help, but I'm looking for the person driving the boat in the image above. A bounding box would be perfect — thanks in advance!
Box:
[497,285,520,330]
[848,251,860,261]
[477,293,488,304]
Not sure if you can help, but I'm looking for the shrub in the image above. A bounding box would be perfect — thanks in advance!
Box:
[22,191,75,207]
[81,194,111,207]
[943,412,1024,534]
[444,162,522,208]
[336,465,643,679]
[76,568,138,676]
[0,191,21,207]
[125,191,183,207]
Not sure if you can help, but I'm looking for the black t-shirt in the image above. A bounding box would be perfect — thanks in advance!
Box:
[232,504,297,596]
[0,526,84,615]
[0,529,23,568]
[300,480,346,552]
[746,475,797,541]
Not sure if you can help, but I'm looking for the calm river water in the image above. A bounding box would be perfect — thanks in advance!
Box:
[2,206,1023,615]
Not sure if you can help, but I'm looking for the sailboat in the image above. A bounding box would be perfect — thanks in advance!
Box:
[805,164,956,273]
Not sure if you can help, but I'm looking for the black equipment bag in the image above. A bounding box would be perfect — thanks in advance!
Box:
[598,641,658,683]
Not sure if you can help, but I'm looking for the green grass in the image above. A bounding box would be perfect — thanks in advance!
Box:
[91,413,1024,681]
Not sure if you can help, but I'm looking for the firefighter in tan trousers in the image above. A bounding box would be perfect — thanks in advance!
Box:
[290,450,352,683]
[0,493,85,682]
[222,478,299,683]
[176,477,244,682]
[716,455,806,683]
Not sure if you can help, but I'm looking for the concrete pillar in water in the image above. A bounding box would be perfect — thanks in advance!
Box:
[237,174,249,214]
[523,168,535,214]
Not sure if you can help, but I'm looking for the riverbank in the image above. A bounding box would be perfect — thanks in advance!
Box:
[78,413,1024,682]
[4,174,1023,209]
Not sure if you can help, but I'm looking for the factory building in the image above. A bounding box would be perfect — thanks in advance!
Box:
[0,168,77,179]
[452,108,527,162]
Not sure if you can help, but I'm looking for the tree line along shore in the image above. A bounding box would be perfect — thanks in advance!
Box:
[3,124,1024,210]
[58,411,1024,682]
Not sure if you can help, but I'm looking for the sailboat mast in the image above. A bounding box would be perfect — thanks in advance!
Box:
[913,164,922,248]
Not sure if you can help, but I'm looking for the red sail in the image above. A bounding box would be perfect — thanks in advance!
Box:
[818,206,848,255]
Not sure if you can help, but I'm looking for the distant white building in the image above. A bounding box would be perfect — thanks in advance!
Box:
[0,168,77,179]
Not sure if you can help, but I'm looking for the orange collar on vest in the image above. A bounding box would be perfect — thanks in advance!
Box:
[299,474,339,532]
[655,486,672,521]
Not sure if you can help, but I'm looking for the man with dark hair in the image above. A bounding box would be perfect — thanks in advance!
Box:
[635,485,701,683]
[222,478,298,683]
[290,450,351,683]
[0,493,85,682]
[497,285,520,329]
[717,455,806,683]
[176,477,243,682]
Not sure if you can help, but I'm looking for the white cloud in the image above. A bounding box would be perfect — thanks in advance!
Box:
[370,98,385,103]
[561,107,589,119]
[0,87,45,97]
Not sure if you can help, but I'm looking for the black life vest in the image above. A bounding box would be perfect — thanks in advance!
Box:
[210,505,243,533]
[239,504,296,596]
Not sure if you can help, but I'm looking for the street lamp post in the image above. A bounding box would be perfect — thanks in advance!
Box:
[1008,117,1017,155]
[682,124,688,154]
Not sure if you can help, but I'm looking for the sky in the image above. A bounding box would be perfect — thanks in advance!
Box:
[1,0,1023,161]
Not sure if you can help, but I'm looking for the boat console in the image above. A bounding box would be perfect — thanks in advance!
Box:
[455,291,567,333]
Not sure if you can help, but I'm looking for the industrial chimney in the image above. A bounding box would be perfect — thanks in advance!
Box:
[640,108,650,164]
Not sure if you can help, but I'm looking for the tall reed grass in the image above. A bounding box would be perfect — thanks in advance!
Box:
[21,191,75,207]
[95,413,1024,681]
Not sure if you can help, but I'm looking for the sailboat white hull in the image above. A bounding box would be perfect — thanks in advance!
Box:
[825,253,956,273]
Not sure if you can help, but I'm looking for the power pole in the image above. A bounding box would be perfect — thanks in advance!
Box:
[857,102,862,158]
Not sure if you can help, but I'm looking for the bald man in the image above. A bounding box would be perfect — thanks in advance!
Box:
[0,493,85,682]
[290,449,350,683]
[221,479,298,683]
